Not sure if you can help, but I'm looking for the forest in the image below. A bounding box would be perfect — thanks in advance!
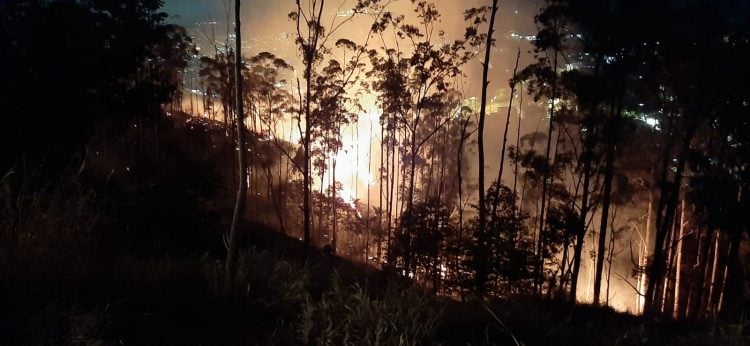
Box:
[1,0,749,344]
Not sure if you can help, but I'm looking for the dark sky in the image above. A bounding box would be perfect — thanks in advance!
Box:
[163,0,279,29]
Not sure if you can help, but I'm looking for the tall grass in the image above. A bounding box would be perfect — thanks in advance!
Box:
[300,274,443,345]
[0,170,105,296]
[2,170,746,345]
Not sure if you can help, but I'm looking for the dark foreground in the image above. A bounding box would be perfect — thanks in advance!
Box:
[1,221,746,345]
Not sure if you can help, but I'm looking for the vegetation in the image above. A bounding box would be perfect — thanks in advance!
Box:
[1,0,749,344]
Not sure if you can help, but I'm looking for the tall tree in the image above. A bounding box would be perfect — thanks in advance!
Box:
[474,0,500,295]
[225,0,247,290]
[368,1,481,270]
[291,0,387,248]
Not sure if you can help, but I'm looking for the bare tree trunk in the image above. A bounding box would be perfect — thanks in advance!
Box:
[365,121,373,263]
[475,0,499,295]
[661,210,678,314]
[513,82,523,206]
[226,0,247,291]
[535,50,558,294]
[645,128,693,315]
[299,0,325,249]
[458,114,471,238]
[332,157,338,253]
[495,48,521,188]
[404,119,419,273]
[378,124,385,263]
[637,192,653,314]
[593,133,615,305]
[386,129,397,266]
[707,231,721,314]
[605,206,618,306]
[671,198,685,318]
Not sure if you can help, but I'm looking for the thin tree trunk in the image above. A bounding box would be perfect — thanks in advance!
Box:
[404,115,420,273]
[637,192,653,314]
[386,129,397,265]
[365,121,373,263]
[300,0,325,249]
[513,82,523,206]
[495,48,521,188]
[707,231,721,314]
[475,0,499,294]
[662,209,679,314]
[644,128,693,315]
[378,124,385,263]
[332,157,338,253]
[605,206,618,306]
[226,0,247,290]
[535,50,558,294]
[593,132,615,305]
[458,114,470,238]
[671,198,685,318]
[569,156,592,301]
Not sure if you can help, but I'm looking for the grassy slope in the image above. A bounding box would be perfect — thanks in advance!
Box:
[2,113,747,345]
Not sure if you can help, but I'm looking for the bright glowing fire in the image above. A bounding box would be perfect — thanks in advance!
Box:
[319,105,381,208]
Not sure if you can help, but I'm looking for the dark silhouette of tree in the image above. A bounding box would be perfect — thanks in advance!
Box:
[245,52,294,233]
[367,0,483,276]
[392,199,453,291]
[519,1,564,294]
[474,0,500,296]
[471,183,535,296]
[226,0,247,291]
[289,0,389,249]
[199,53,237,128]
[639,1,745,316]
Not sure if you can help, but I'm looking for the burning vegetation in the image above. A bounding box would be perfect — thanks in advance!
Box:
[1,0,749,344]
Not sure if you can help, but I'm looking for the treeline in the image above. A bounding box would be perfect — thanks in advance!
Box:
[182,0,749,320]
[1,0,748,327]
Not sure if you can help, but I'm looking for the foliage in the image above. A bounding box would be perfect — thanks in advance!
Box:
[392,199,454,290]
[469,183,535,296]
[0,0,193,173]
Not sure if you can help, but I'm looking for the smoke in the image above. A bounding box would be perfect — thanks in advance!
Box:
[164,0,646,313]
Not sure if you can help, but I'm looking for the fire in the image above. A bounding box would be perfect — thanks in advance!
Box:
[321,102,381,208]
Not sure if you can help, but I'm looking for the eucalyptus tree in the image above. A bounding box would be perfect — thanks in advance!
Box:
[367,0,484,273]
[311,55,362,253]
[226,0,247,291]
[245,52,293,232]
[519,0,566,294]
[471,0,500,295]
[521,0,655,302]
[639,1,736,316]
[289,0,389,248]
[199,53,236,127]
[552,0,657,307]
[641,1,750,317]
